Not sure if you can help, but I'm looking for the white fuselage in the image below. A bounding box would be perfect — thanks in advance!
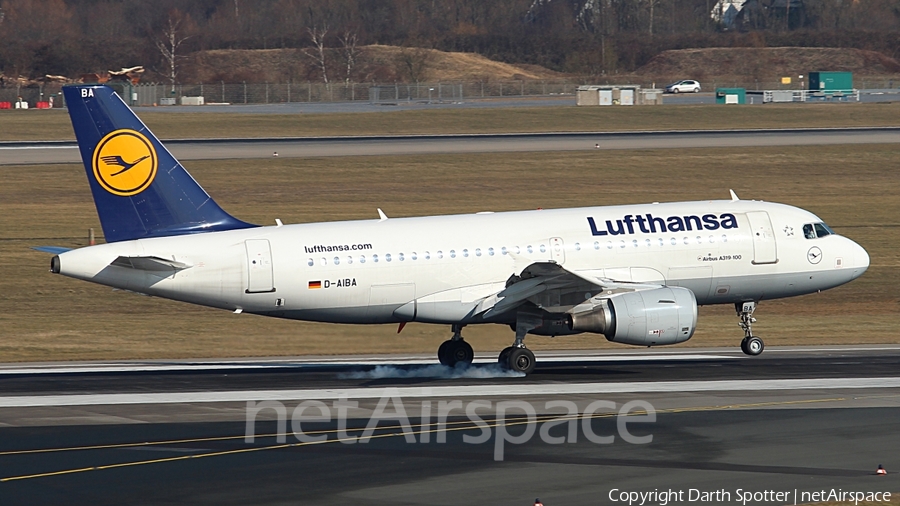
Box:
[56,200,869,328]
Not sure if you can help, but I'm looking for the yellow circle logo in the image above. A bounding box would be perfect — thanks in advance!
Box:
[91,129,158,196]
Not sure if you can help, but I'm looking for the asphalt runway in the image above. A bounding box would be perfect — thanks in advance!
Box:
[2,127,899,165]
[2,346,899,505]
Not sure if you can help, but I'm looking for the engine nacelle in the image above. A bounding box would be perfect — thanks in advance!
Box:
[567,286,697,346]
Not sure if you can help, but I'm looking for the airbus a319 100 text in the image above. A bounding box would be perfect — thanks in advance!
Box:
[39,85,870,374]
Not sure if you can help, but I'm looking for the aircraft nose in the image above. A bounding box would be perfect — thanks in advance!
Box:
[848,239,869,279]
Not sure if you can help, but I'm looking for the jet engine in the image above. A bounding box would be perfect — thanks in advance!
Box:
[566,286,697,346]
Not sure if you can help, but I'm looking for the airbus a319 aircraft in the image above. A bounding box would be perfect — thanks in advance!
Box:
[42,85,869,374]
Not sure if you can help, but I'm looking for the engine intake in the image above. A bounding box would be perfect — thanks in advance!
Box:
[567,286,697,346]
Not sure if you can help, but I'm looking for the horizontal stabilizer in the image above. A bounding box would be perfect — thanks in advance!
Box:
[32,246,73,254]
[110,256,190,272]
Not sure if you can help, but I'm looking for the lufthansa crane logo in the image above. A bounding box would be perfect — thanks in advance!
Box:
[91,129,158,196]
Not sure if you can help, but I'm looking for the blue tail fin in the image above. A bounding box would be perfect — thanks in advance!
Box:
[63,85,256,242]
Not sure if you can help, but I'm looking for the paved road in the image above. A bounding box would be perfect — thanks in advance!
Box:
[2,127,899,165]
[1,346,899,505]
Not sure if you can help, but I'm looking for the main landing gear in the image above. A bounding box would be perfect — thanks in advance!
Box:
[437,313,540,375]
[497,311,540,374]
[737,301,765,356]
[437,324,474,367]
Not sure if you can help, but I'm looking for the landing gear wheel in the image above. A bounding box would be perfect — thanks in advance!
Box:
[449,340,474,366]
[438,340,452,366]
[740,337,749,355]
[498,346,514,365]
[438,339,474,367]
[744,336,764,356]
[506,348,536,375]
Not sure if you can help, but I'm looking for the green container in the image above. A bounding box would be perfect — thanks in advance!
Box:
[808,72,853,93]
[715,88,746,104]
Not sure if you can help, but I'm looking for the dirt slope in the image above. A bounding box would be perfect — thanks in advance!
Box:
[181,45,565,84]
[635,47,900,80]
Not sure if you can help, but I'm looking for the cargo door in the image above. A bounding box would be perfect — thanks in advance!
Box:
[245,239,275,293]
[370,283,416,321]
[746,211,778,264]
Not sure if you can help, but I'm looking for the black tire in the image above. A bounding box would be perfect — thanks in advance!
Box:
[498,346,514,364]
[506,348,536,375]
[438,340,452,366]
[740,337,749,355]
[745,336,764,356]
[449,340,474,366]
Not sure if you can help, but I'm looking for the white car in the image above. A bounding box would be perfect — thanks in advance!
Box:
[665,80,701,93]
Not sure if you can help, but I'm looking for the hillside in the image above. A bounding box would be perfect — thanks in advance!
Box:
[180,45,567,84]
[635,47,900,81]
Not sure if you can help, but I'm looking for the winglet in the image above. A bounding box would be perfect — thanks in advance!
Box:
[377,208,389,221]
[729,189,740,201]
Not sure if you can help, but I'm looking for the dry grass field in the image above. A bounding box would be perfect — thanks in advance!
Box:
[1,102,899,141]
[0,143,897,362]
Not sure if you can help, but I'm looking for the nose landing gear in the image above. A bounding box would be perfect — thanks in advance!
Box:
[737,301,765,356]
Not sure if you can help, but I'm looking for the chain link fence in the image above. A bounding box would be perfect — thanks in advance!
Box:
[130,80,583,106]
[1,77,898,108]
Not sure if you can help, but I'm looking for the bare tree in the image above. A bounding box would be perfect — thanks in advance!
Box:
[396,46,432,83]
[303,25,329,84]
[338,29,361,84]
[155,11,193,92]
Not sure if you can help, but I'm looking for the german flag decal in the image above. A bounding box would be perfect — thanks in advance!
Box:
[308,281,322,289]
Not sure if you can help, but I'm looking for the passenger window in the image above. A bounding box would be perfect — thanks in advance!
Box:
[307,258,314,267]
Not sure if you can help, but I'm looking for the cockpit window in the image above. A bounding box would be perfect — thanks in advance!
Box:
[803,224,816,239]
[814,223,834,237]
[804,222,834,239]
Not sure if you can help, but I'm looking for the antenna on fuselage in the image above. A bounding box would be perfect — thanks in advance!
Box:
[729,189,740,201]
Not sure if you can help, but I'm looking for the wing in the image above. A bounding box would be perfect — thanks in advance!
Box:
[480,261,664,320]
